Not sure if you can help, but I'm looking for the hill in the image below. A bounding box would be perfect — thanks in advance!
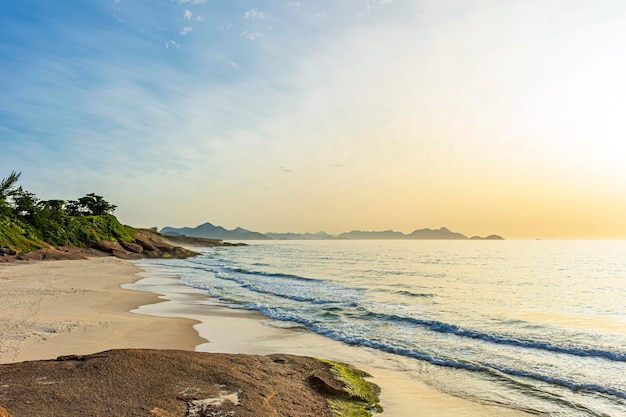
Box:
[162,223,504,241]
[0,171,202,262]
[162,222,270,240]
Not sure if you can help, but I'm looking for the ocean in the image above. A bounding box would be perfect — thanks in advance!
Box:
[137,240,626,416]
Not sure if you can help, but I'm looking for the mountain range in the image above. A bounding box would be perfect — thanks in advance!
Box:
[160,223,504,241]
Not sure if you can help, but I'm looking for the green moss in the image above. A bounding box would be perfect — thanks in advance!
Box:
[318,359,382,417]
[328,399,378,417]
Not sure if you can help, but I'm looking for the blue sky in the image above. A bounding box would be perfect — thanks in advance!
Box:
[2,1,626,238]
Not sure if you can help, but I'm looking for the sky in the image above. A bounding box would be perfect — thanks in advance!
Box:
[2,0,626,239]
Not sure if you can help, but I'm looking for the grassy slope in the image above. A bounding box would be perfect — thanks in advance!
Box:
[0,213,135,253]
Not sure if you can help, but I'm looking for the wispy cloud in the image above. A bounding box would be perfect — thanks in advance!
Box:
[180,26,192,35]
[241,31,261,40]
[165,40,180,49]
[244,9,265,20]
[184,10,193,21]
[178,0,205,4]
[287,1,302,7]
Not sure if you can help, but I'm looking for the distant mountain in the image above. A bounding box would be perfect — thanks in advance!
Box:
[161,223,504,241]
[470,234,505,240]
[337,230,406,240]
[407,227,467,240]
[266,231,337,240]
[161,222,271,240]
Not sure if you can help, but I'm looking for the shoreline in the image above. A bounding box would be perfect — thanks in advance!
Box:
[128,261,533,417]
[0,257,532,417]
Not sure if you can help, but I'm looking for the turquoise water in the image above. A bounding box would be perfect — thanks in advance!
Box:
[139,240,626,416]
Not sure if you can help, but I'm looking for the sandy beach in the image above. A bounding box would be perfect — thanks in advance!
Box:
[0,257,202,364]
[0,257,532,417]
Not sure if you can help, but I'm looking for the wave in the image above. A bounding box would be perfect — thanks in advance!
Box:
[208,269,360,305]
[182,257,626,363]
[362,311,626,362]
[223,267,324,283]
[240,303,626,403]
[395,290,435,298]
[175,259,625,363]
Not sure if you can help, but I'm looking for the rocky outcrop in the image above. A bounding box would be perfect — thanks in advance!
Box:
[10,246,107,262]
[0,349,381,417]
[120,241,144,253]
[1,230,201,263]
[0,247,19,256]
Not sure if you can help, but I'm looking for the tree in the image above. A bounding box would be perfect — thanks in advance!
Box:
[0,171,21,214]
[66,193,117,216]
[12,188,39,221]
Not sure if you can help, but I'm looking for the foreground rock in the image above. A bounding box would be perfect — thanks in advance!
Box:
[0,349,381,417]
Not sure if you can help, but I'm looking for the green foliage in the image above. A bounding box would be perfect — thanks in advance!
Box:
[0,215,43,252]
[0,171,132,252]
[70,215,135,244]
[12,188,39,221]
[318,359,382,417]
[66,193,117,216]
[0,170,21,216]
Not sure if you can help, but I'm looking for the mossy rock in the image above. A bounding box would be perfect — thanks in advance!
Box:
[314,359,382,417]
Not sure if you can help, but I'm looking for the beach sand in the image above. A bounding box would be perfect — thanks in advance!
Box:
[0,257,532,417]
[0,257,202,364]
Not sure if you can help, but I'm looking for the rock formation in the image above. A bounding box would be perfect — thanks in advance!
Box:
[0,349,381,417]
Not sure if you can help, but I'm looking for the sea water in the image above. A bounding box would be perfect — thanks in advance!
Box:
[138,240,626,416]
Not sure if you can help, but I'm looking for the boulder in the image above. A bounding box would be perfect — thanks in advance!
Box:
[132,233,159,252]
[41,248,88,261]
[0,247,19,256]
[92,240,126,253]
[120,241,143,254]
[16,250,45,261]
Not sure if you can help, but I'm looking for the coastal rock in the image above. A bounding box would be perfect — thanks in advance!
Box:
[132,231,198,259]
[0,247,18,256]
[133,233,160,252]
[309,369,349,398]
[0,349,381,417]
[40,247,89,261]
[92,239,126,253]
[120,241,144,253]
[0,229,235,263]
[15,251,45,261]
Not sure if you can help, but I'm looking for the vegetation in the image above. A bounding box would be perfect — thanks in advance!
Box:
[0,171,133,252]
[319,359,382,417]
